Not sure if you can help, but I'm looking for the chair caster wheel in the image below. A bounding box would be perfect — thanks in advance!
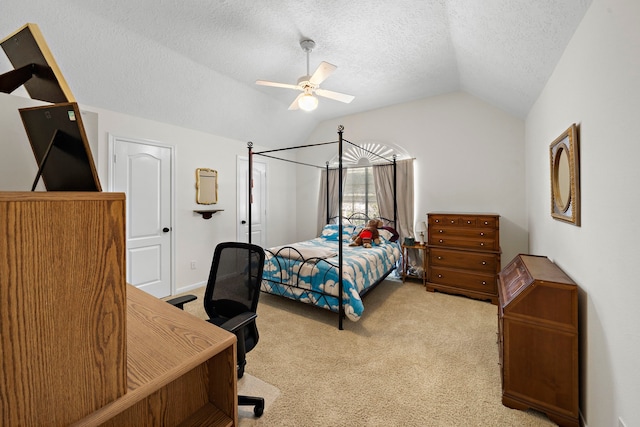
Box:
[254,404,264,417]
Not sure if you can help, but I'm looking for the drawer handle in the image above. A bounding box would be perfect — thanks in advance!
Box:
[437,256,443,260]
[439,239,443,243]
[484,221,489,225]
[482,261,487,265]
[450,220,455,223]
[467,220,472,224]
[480,232,485,236]
[438,274,443,278]
[439,229,443,233]
[435,219,440,223]
[482,281,487,285]
[480,242,485,246]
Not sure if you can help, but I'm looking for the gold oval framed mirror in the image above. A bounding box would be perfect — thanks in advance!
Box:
[550,124,580,225]
[553,144,571,213]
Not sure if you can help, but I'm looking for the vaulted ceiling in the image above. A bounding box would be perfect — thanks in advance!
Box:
[2,0,592,148]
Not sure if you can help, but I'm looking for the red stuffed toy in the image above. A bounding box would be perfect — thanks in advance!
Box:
[349,219,383,248]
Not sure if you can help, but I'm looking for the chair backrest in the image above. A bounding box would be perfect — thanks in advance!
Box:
[203,242,265,321]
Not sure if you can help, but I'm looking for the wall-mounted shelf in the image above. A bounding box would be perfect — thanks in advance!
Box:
[194,209,223,219]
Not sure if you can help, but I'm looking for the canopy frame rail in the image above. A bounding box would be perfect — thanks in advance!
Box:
[246,125,398,329]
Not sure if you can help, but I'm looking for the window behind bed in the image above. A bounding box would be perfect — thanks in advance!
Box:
[342,166,379,219]
[331,141,411,221]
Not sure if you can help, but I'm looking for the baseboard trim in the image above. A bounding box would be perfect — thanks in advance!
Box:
[174,281,206,295]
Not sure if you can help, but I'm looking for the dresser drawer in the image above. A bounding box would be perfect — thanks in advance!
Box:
[430,215,460,226]
[429,214,498,229]
[474,216,498,228]
[430,266,497,293]
[429,248,498,273]
[429,227,497,242]
[428,235,498,251]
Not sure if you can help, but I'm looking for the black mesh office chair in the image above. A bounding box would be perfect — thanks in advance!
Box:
[168,241,265,417]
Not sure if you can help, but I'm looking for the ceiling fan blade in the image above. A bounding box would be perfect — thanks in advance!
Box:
[309,61,337,85]
[256,80,300,90]
[288,93,303,110]
[315,88,355,104]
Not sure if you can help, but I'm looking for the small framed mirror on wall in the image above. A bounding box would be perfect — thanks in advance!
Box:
[550,124,580,226]
[196,168,218,204]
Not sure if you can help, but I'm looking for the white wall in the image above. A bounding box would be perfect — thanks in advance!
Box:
[0,93,298,294]
[296,92,528,267]
[526,0,640,425]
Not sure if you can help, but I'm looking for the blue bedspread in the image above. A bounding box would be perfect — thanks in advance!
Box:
[262,233,401,321]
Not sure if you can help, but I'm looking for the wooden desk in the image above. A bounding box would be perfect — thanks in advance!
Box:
[498,255,579,427]
[72,285,238,427]
[1,192,238,427]
[1,192,128,426]
[401,243,427,286]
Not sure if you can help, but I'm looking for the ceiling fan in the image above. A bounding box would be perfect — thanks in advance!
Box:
[256,39,355,111]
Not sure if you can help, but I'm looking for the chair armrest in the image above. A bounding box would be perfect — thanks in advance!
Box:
[165,294,197,310]
[219,312,257,334]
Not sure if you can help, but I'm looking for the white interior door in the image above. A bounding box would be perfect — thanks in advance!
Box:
[237,157,266,246]
[110,135,173,298]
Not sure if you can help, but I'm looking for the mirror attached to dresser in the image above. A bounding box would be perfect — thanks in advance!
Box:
[550,124,580,225]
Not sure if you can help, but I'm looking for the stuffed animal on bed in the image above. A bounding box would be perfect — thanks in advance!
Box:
[349,219,383,248]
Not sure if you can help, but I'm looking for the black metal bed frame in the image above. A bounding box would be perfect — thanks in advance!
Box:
[247,125,398,330]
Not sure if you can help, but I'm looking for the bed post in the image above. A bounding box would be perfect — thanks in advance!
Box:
[337,125,344,330]
[393,155,398,226]
[325,162,330,225]
[248,142,253,245]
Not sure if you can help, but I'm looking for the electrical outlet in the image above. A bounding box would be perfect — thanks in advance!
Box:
[619,417,627,427]
[190,261,197,270]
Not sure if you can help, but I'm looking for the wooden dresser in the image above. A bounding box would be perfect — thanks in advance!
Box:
[498,254,579,427]
[426,212,500,304]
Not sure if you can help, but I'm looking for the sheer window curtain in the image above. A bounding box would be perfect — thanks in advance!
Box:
[316,167,348,235]
[373,159,418,268]
[373,159,414,241]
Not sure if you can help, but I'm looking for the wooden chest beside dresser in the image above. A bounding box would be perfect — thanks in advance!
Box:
[498,254,579,427]
[426,212,500,304]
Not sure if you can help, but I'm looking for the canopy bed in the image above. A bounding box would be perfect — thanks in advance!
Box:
[247,126,402,329]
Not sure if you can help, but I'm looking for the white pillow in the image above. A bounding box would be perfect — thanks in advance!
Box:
[378,229,393,242]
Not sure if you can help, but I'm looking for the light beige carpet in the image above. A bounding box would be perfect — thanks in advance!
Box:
[177,279,557,426]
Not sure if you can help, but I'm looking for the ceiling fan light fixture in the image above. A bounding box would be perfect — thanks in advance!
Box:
[298,93,318,111]
[256,38,354,111]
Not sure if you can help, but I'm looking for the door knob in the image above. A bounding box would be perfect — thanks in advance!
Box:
[162,227,170,233]
[241,220,247,224]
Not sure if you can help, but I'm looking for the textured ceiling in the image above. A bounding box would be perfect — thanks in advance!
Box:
[1,0,592,147]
